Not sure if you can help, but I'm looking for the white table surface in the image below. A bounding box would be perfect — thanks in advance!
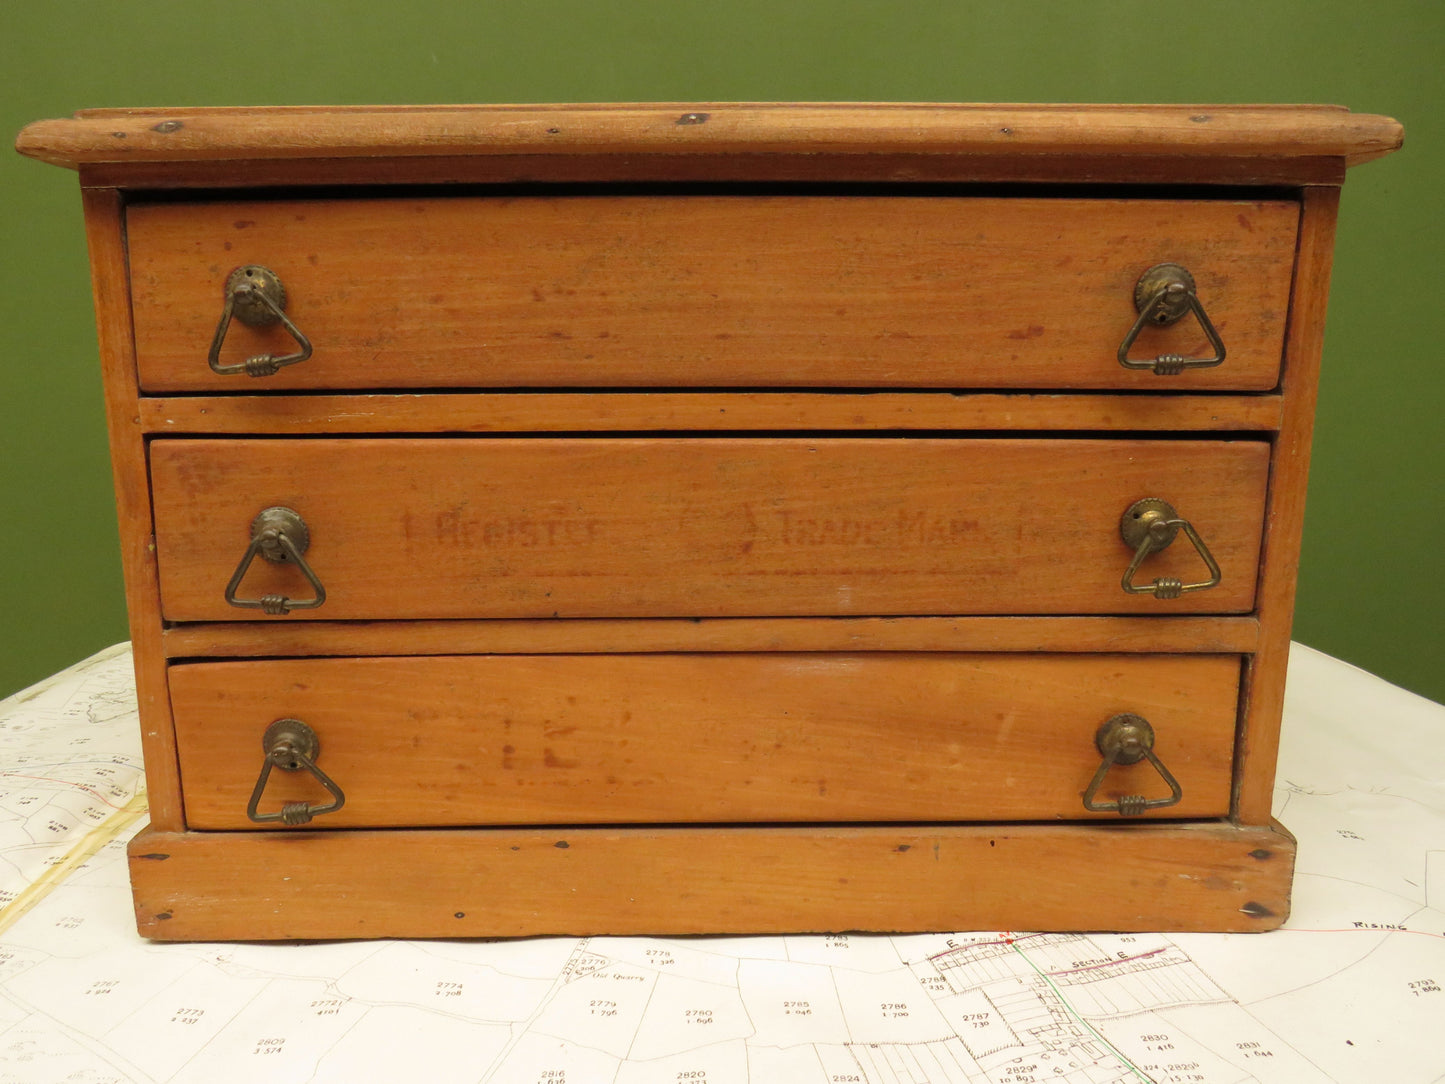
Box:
[0,642,1440,1084]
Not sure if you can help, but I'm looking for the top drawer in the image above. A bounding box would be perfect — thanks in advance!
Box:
[127,195,1297,392]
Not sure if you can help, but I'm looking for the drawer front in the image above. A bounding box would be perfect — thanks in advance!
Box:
[171,653,1240,828]
[128,196,1296,392]
[150,437,1269,620]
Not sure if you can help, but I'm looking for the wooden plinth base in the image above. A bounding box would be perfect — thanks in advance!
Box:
[129,820,1293,940]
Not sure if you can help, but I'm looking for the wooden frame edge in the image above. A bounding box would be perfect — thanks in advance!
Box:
[160,615,1261,658]
[137,392,1286,435]
[19,103,1399,171]
[76,153,1350,189]
[80,188,185,831]
[129,819,1295,940]
[1234,187,1341,822]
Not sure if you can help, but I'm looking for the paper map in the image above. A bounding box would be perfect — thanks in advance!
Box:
[0,644,1441,1083]
[0,644,145,925]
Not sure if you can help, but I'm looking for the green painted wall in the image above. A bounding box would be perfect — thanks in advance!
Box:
[3,2,1440,702]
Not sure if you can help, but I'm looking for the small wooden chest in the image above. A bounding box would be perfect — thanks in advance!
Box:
[16,104,1403,939]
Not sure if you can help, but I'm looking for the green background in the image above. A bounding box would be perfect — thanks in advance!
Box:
[2,2,1440,702]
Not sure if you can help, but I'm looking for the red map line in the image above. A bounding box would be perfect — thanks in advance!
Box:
[0,773,130,811]
[1046,946,1171,976]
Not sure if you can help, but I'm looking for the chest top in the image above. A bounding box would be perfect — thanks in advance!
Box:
[17,102,1400,178]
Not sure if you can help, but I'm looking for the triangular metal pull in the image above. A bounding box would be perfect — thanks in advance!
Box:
[225,506,327,615]
[247,719,345,826]
[1081,713,1183,816]
[209,265,313,377]
[1118,263,1226,375]
[1119,498,1222,599]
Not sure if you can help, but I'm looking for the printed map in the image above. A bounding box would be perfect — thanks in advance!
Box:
[0,644,145,919]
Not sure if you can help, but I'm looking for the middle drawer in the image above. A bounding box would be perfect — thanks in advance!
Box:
[150,437,1269,620]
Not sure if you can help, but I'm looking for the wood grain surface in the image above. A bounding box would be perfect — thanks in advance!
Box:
[169,652,1240,828]
[148,437,1271,621]
[126,196,1297,391]
[1235,188,1342,822]
[79,190,185,831]
[160,614,1261,658]
[79,153,1351,189]
[17,103,1403,168]
[33,102,1395,939]
[135,390,1286,434]
[128,819,1296,939]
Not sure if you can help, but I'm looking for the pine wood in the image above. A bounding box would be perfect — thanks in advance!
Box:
[1234,188,1341,823]
[149,437,1270,621]
[136,391,1285,434]
[79,189,184,832]
[22,103,1401,938]
[79,153,1351,190]
[128,819,1297,940]
[170,653,1240,828]
[160,615,1261,658]
[18,103,1402,169]
[127,195,1297,392]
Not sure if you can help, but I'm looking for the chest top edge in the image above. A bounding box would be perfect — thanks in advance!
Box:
[17,103,1402,178]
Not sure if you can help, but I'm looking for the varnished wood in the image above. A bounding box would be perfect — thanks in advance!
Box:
[26,103,1401,939]
[79,189,184,832]
[137,391,1286,434]
[161,615,1261,658]
[170,653,1240,828]
[127,196,1297,392]
[149,437,1271,621]
[1235,189,1341,823]
[128,819,1297,939]
[78,153,1349,190]
[18,103,1402,169]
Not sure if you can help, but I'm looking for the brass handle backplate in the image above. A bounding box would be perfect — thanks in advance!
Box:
[209,265,313,377]
[225,506,327,615]
[247,718,346,826]
[1120,497,1222,600]
[1118,262,1226,376]
[1081,713,1183,816]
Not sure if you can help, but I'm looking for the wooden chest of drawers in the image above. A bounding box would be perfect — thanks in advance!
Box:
[17,104,1402,939]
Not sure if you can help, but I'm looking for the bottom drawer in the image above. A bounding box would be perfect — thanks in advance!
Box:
[170,653,1239,828]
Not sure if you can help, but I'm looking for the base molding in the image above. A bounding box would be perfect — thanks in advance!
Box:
[129,819,1294,940]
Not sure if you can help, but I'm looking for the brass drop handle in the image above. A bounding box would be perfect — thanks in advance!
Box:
[1120,498,1222,600]
[225,506,327,615]
[1118,262,1226,375]
[1081,713,1182,816]
[247,719,345,825]
[209,265,313,377]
